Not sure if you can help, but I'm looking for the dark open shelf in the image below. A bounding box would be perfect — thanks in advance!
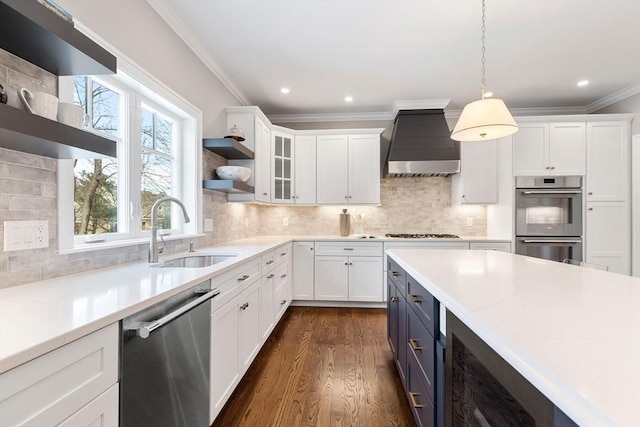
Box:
[203,138,254,159]
[203,180,254,193]
[0,103,116,158]
[0,0,116,75]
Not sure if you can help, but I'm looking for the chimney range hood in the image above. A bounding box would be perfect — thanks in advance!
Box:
[384,109,460,177]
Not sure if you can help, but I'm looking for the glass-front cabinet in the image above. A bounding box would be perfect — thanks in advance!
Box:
[272,131,294,204]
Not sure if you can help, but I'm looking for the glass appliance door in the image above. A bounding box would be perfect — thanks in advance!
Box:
[515,190,582,236]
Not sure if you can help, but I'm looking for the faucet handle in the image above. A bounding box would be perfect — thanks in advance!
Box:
[189,241,195,253]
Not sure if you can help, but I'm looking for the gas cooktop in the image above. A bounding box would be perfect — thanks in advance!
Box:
[385,233,460,239]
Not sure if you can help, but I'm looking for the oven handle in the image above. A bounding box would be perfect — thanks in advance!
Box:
[133,288,220,339]
[521,239,582,244]
[520,190,582,195]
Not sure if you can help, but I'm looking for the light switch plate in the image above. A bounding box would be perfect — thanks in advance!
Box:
[3,220,49,251]
[204,218,214,232]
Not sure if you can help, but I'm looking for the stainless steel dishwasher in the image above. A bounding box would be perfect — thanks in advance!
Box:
[121,281,219,427]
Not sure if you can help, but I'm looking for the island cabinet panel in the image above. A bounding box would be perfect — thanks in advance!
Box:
[407,274,437,337]
[406,351,436,427]
[387,267,407,385]
[407,307,436,401]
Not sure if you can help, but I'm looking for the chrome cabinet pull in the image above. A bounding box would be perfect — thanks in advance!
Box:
[280,274,287,278]
[238,274,250,281]
[343,248,354,251]
[280,299,287,305]
[266,260,274,265]
[280,252,287,256]
[240,302,249,310]
[267,274,275,279]
[133,288,220,339]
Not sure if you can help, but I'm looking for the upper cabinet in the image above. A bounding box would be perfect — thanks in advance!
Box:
[293,135,316,204]
[512,122,586,176]
[585,121,630,202]
[0,0,118,159]
[452,139,498,204]
[271,131,294,204]
[316,134,380,205]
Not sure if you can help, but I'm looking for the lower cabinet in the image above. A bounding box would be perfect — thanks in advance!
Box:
[292,241,315,300]
[585,201,630,274]
[210,244,292,424]
[0,323,119,427]
[313,241,384,302]
[387,257,444,427]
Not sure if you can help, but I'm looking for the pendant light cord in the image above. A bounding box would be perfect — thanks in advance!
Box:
[480,0,487,99]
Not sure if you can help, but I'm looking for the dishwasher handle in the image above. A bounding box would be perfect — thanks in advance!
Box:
[133,288,220,339]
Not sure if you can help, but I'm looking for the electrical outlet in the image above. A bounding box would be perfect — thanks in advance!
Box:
[3,220,49,251]
[283,217,289,227]
[466,217,473,227]
[245,218,249,228]
[204,218,214,232]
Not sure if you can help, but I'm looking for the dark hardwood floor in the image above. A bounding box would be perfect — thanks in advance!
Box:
[211,306,416,427]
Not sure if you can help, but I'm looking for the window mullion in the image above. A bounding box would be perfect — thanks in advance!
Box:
[128,92,143,236]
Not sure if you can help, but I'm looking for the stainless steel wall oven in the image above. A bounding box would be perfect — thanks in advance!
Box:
[515,176,583,262]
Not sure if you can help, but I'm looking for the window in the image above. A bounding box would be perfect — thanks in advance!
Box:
[58,58,201,252]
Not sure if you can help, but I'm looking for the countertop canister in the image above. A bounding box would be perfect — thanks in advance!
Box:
[339,209,351,236]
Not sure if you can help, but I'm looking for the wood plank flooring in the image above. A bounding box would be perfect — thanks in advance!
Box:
[211,307,416,427]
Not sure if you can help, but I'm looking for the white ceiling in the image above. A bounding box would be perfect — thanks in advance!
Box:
[151,0,640,120]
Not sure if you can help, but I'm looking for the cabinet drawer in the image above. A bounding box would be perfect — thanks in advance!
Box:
[469,242,511,252]
[387,257,406,295]
[211,259,261,312]
[274,244,291,265]
[275,259,290,285]
[407,306,436,402]
[57,384,118,427]
[261,250,276,274]
[314,241,383,256]
[0,324,118,427]
[407,274,437,337]
[406,351,435,427]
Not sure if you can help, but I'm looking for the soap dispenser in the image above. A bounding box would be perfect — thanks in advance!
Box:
[339,209,351,236]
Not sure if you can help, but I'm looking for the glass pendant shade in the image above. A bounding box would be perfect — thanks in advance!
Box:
[451,98,518,142]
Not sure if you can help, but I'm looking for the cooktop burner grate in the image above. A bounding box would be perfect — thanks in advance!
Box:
[385,233,460,239]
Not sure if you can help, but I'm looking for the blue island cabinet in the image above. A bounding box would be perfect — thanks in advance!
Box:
[387,257,445,427]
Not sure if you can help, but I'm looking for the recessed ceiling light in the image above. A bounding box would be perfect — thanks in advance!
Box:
[281,87,290,94]
[577,80,589,87]
[345,96,354,102]
[484,91,494,98]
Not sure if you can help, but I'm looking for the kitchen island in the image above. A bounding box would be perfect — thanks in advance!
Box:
[387,249,640,427]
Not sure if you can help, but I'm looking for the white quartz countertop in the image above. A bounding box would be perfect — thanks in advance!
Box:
[386,249,640,427]
[0,235,292,374]
[0,234,507,375]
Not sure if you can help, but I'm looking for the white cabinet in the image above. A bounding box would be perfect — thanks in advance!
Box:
[272,131,294,204]
[274,243,292,320]
[586,121,630,202]
[452,139,498,204]
[512,122,585,176]
[314,241,383,302]
[292,241,315,300]
[0,324,119,427]
[585,202,630,275]
[316,134,380,204]
[254,116,272,203]
[293,135,316,204]
[238,284,261,371]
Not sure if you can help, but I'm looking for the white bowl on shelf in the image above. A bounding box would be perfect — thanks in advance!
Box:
[215,166,251,182]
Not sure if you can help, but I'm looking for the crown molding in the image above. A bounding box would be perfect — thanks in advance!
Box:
[146,0,251,106]
[586,83,640,113]
[269,111,394,123]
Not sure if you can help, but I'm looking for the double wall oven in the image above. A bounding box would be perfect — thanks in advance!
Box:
[515,176,583,262]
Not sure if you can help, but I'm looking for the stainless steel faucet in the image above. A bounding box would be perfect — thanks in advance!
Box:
[149,196,191,263]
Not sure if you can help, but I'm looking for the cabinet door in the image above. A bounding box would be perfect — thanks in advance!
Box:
[260,272,276,341]
[586,202,630,275]
[348,134,380,204]
[57,385,118,427]
[314,256,349,300]
[586,122,629,202]
[292,241,315,300]
[239,284,261,372]
[512,123,548,176]
[210,300,240,421]
[548,122,586,176]
[316,135,349,204]
[348,256,383,302]
[254,116,271,203]
[272,131,294,204]
[453,139,497,204]
[387,281,399,355]
[294,135,316,204]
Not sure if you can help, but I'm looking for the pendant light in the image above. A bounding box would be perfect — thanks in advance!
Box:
[451,0,518,142]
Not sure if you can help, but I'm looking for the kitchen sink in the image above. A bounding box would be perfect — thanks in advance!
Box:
[153,254,237,268]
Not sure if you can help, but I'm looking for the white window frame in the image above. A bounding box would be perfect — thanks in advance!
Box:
[57,34,202,254]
